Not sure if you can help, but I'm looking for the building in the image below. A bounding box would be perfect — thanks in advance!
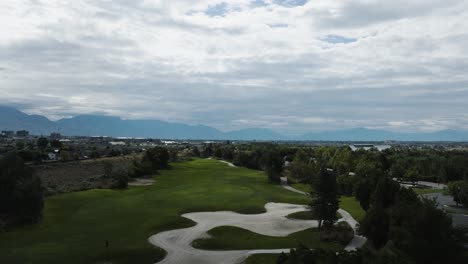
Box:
[47,153,58,161]
[50,132,61,140]
[16,130,29,137]
[109,141,126,146]
[349,144,391,152]
[1,130,14,137]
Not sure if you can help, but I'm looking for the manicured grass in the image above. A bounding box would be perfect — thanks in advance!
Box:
[413,188,444,195]
[192,226,344,251]
[287,210,318,220]
[340,196,365,222]
[291,183,313,194]
[0,159,309,264]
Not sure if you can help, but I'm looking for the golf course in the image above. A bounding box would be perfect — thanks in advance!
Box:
[0,158,362,264]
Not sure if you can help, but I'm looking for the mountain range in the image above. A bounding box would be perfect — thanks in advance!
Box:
[1,106,467,141]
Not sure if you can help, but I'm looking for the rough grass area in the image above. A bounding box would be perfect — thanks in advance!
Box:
[340,196,366,222]
[0,159,309,264]
[192,226,344,251]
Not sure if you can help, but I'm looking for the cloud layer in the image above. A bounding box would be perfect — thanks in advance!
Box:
[1,0,467,134]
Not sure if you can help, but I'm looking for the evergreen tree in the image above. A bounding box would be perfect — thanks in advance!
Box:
[311,168,339,228]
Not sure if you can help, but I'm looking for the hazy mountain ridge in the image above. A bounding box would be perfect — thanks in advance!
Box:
[1,106,467,141]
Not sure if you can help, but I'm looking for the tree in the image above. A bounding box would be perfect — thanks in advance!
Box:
[390,160,405,180]
[15,141,25,150]
[191,147,200,157]
[459,181,468,207]
[50,139,62,149]
[337,173,356,196]
[360,200,389,249]
[448,181,464,206]
[142,147,170,171]
[311,168,339,228]
[360,177,400,249]
[110,169,128,189]
[354,178,372,211]
[372,177,400,209]
[262,149,283,183]
[37,137,49,151]
[404,167,419,185]
[103,161,114,178]
[389,197,465,264]
[0,154,44,226]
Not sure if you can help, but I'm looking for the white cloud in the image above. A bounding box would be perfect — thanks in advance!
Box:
[0,0,468,134]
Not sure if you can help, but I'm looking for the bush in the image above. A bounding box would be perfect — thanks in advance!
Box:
[319,221,354,245]
[110,169,129,189]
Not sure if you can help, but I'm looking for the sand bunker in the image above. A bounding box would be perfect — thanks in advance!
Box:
[149,203,316,264]
[128,178,155,186]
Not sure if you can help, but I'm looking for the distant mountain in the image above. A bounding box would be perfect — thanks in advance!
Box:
[1,106,468,141]
[224,128,286,140]
[0,106,59,135]
[298,128,468,142]
[298,128,399,141]
[56,115,223,139]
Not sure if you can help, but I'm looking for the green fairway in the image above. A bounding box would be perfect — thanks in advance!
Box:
[0,159,309,264]
[413,188,444,195]
[340,196,365,222]
[192,226,344,251]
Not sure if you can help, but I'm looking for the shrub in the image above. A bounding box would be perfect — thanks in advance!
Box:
[110,169,129,189]
[319,221,354,245]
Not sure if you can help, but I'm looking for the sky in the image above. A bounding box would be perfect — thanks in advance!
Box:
[1,0,468,135]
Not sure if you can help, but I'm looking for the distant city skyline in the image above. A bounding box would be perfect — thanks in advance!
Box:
[1,0,468,134]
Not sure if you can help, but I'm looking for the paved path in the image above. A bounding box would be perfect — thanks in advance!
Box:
[280,177,310,195]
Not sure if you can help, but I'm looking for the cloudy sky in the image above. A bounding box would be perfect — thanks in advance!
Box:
[1,0,468,135]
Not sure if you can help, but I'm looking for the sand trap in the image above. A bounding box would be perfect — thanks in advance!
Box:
[149,203,316,264]
[219,160,236,167]
[128,178,155,186]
